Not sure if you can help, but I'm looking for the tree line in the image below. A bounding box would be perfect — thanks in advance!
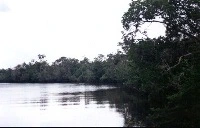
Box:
[0,52,129,84]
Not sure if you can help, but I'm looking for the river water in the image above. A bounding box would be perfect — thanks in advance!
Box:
[0,83,147,127]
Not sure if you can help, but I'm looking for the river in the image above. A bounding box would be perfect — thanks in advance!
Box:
[0,83,148,127]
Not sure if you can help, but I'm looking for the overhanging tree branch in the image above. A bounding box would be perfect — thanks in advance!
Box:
[167,53,192,71]
[142,20,165,24]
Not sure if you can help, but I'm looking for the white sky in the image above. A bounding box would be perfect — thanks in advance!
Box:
[0,0,165,69]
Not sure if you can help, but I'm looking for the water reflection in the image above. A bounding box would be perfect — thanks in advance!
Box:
[39,85,48,110]
[55,87,149,127]
[0,83,149,127]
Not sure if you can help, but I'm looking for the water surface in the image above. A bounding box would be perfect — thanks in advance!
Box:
[0,83,147,127]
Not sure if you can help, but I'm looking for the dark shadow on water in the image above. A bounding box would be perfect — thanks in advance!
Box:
[56,88,151,127]
[16,85,150,127]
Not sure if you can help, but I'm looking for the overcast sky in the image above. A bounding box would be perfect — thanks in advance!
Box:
[0,0,165,69]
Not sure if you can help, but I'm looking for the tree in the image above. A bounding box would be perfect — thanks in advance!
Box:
[91,54,106,83]
[101,51,129,84]
[121,0,200,127]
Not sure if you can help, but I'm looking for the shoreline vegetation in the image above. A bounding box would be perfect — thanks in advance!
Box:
[0,0,199,127]
[0,52,130,85]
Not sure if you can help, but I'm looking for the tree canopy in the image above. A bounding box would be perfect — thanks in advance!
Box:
[0,52,129,85]
[121,0,200,127]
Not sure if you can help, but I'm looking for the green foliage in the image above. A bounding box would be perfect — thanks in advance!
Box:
[0,53,129,84]
[121,0,200,127]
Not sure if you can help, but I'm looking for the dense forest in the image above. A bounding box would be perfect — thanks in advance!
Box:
[0,52,129,84]
[121,0,200,127]
[0,0,200,127]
